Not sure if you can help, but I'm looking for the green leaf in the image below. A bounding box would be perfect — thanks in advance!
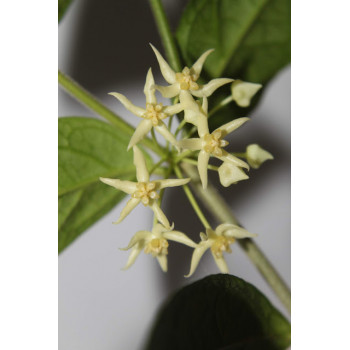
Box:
[58,0,74,22]
[146,274,291,350]
[58,117,148,253]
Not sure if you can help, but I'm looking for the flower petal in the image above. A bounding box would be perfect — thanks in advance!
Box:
[114,197,141,224]
[218,162,249,187]
[155,83,180,98]
[163,103,184,116]
[122,243,143,270]
[109,92,145,117]
[202,96,208,115]
[150,44,176,84]
[151,202,170,229]
[185,239,212,277]
[198,150,210,189]
[246,144,274,169]
[163,231,197,248]
[99,178,137,194]
[144,68,157,105]
[133,146,149,182]
[155,122,179,151]
[155,178,190,190]
[197,115,209,137]
[218,151,249,169]
[231,80,262,107]
[191,49,214,76]
[120,230,151,250]
[191,78,233,98]
[217,223,257,239]
[156,255,168,272]
[212,253,229,273]
[128,119,153,150]
[178,138,202,150]
[217,117,250,136]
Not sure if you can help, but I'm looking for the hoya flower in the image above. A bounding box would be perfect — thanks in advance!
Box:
[150,44,233,99]
[186,223,257,277]
[246,144,274,169]
[100,146,190,228]
[109,68,183,150]
[179,117,250,189]
[121,223,197,272]
[218,162,249,187]
[231,80,262,107]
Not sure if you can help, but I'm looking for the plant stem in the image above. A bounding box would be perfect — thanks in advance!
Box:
[181,157,219,171]
[58,70,166,157]
[181,162,291,313]
[149,0,182,72]
[174,165,211,230]
[208,95,233,118]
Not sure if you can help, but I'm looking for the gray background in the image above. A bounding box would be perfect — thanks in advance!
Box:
[59,1,291,349]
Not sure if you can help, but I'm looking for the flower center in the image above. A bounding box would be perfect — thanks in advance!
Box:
[144,103,167,126]
[203,129,229,156]
[211,236,235,258]
[144,238,169,257]
[175,67,199,91]
[132,182,159,206]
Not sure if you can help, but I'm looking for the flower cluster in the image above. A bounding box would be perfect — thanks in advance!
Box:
[100,45,272,275]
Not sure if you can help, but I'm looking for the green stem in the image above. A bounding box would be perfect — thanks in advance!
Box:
[149,0,182,72]
[174,165,211,230]
[58,70,166,157]
[208,95,233,118]
[181,162,291,313]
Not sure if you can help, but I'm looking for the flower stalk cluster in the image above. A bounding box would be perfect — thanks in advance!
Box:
[100,45,273,275]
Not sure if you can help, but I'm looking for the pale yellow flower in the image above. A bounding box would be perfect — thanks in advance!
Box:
[100,146,190,228]
[179,117,250,189]
[231,80,262,107]
[186,223,257,277]
[218,162,249,187]
[150,44,233,99]
[121,223,197,272]
[246,144,274,169]
[109,68,183,150]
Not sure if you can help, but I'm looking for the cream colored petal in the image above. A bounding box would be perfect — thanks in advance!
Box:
[178,138,202,150]
[185,240,212,277]
[197,115,209,138]
[184,109,199,125]
[133,146,149,182]
[218,162,249,187]
[212,254,229,273]
[218,117,250,136]
[246,144,274,169]
[155,123,179,151]
[231,80,262,107]
[155,178,190,190]
[144,68,157,105]
[128,119,153,150]
[109,92,145,117]
[99,178,137,194]
[150,44,176,84]
[155,83,180,98]
[217,223,257,239]
[198,150,210,189]
[151,202,170,229]
[219,151,249,169]
[152,223,174,236]
[156,255,168,272]
[191,78,233,98]
[163,231,197,248]
[191,49,214,76]
[122,243,143,270]
[201,96,208,115]
[114,197,141,224]
[120,230,151,250]
[179,90,199,110]
[163,103,184,116]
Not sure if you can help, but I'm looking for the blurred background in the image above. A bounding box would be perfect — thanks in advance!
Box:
[58,0,290,349]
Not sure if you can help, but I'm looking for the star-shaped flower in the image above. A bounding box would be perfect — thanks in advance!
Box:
[246,144,274,169]
[150,44,233,99]
[218,161,249,187]
[231,80,262,107]
[121,223,197,272]
[179,114,250,189]
[186,223,257,277]
[109,68,183,150]
[100,146,190,228]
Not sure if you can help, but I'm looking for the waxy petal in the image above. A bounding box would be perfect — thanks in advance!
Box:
[217,223,257,239]
[128,119,153,150]
[150,44,176,84]
[114,197,141,224]
[109,92,145,117]
[218,117,250,136]
[123,243,143,270]
[163,231,197,248]
[246,144,274,169]
[156,255,168,272]
[144,68,157,105]
[218,151,249,169]
[197,115,210,137]
[155,83,180,98]
[198,150,210,189]
[155,123,179,151]
[212,254,229,273]
[218,162,249,187]
[133,146,149,182]
[151,202,170,229]
[120,230,151,250]
[99,178,137,194]
[191,78,233,98]
[163,103,184,116]
[178,138,202,150]
[202,96,208,115]
[186,239,212,277]
[155,178,190,190]
[231,80,262,107]
[191,49,214,76]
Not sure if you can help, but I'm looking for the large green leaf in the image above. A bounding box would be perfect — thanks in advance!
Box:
[146,274,290,350]
[58,0,74,22]
[58,117,146,253]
